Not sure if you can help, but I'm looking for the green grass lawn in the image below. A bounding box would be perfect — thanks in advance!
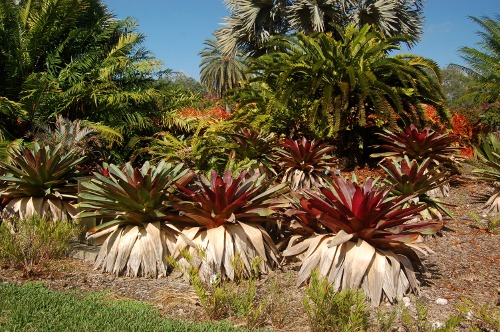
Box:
[0,282,255,332]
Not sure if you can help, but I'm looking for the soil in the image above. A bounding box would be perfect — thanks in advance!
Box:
[1,163,499,331]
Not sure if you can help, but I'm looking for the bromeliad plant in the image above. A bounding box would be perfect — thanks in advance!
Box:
[276,137,336,191]
[166,170,288,281]
[79,161,192,278]
[372,125,462,197]
[381,156,454,220]
[283,176,442,306]
[372,124,462,165]
[0,143,85,221]
[227,128,279,177]
[33,115,121,171]
[473,133,500,215]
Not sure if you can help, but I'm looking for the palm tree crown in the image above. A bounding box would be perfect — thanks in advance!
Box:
[199,36,250,98]
[216,0,424,56]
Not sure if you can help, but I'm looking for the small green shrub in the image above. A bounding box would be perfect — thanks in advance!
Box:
[167,251,267,327]
[191,270,234,320]
[374,305,400,332]
[229,279,257,318]
[401,298,462,332]
[166,251,231,320]
[191,261,265,325]
[0,214,79,275]
[470,212,500,234]
[303,270,369,332]
[263,275,292,329]
[459,298,500,331]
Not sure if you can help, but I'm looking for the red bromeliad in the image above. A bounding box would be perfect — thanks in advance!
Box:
[276,137,336,191]
[284,176,442,306]
[372,124,462,165]
[166,170,288,281]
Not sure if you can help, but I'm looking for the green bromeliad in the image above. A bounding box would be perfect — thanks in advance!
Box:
[79,160,192,277]
[0,143,85,221]
[381,156,454,220]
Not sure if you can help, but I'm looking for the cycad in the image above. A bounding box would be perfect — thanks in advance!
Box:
[0,143,85,221]
[0,0,163,137]
[79,161,192,277]
[244,28,444,139]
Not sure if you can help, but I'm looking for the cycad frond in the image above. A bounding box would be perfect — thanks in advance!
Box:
[454,15,500,104]
[242,26,444,137]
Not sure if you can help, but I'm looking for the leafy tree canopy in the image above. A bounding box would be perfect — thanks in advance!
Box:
[449,15,500,127]
[0,0,167,141]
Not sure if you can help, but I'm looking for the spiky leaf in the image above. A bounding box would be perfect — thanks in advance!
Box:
[276,137,336,191]
[372,124,462,165]
[80,160,191,233]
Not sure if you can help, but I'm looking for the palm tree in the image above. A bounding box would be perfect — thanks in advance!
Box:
[242,26,444,138]
[453,15,500,105]
[289,0,423,41]
[199,37,251,100]
[288,0,346,34]
[346,0,423,44]
[215,0,290,56]
[216,0,424,56]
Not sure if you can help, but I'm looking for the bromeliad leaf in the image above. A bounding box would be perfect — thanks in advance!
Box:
[380,156,455,220]
[284,176,442,305]
[472,132,500,215]
[0,143,85,220]
[276,137,336,191]
[79,160,192,277]
[168,169,288,229]
[372,124,462,165]
[228,128,279,176]
[167,169,289,280]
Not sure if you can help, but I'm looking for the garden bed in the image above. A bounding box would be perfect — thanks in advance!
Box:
[1,164,498,331]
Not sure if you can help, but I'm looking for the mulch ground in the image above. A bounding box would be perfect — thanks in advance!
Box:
[1,163,499,331]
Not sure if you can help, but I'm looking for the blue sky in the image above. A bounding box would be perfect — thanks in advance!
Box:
[103,0,499,81]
